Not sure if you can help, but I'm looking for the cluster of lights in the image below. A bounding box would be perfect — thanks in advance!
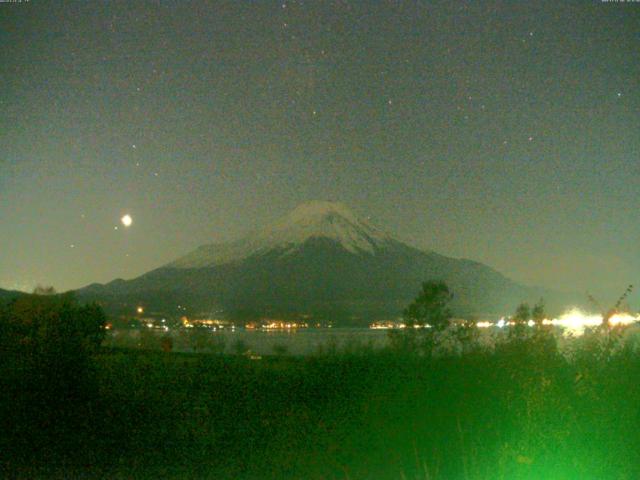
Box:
[133,308,639,337]
[181,318,235,331]
[262,321,309,330]
[369,321,429,330]
[546,309,640,335]
[489,310,640,335]
[369,309,640,336]
[145,322,169,332]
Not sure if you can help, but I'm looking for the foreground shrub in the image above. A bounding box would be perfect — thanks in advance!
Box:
[0,293,106,466]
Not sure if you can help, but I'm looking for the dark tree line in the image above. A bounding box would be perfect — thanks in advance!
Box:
[0,292,107,468]
[0,291,105,360]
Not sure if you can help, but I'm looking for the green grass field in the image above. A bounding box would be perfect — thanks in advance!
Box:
[3,331,640,479]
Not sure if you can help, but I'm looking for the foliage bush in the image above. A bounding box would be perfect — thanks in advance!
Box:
[0,292,106,472]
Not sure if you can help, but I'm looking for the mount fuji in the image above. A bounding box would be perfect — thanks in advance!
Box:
[78,201,559,324]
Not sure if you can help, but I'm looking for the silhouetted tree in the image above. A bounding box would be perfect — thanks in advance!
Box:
[452,316,481,355]
[0,292,107,458]
[531,299,546,327]
[510,302,530,340]
[528,298,558,357]
[2,292,105,358]
[395,280,454,355]
[403,280,453,331]
[32,285,57,296]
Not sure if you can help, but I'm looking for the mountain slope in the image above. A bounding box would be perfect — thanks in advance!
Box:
[78,201,565,323]
[0,288,27,303]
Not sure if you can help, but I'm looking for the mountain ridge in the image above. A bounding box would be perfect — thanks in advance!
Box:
[77,201,573,323]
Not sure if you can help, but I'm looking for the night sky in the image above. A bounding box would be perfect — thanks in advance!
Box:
[1,1,638,305]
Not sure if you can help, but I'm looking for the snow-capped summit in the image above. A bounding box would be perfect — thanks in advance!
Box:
[167,201,393,268]
[261,201,391,254]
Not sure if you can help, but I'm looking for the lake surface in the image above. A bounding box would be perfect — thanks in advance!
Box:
[104,324,640,356]
[104,328,392,355]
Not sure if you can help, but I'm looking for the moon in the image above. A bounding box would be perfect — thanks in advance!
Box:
[121,214,133,227]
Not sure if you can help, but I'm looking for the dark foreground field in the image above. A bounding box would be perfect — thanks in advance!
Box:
[2,331,640,480]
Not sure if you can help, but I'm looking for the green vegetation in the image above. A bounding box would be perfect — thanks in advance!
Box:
[0,292,106,478]
[2,292,640,479]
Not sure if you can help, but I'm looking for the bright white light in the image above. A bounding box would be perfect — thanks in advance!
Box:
[550,309,600,335]
[472,310,640,336]
[609,312,638,326]
[121,214,133,227]
[547,308,640,336]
